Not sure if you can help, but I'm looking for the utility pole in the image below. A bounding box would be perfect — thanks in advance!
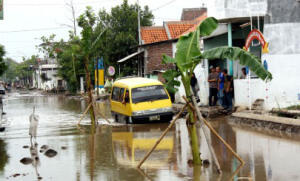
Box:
[137,0,141,45]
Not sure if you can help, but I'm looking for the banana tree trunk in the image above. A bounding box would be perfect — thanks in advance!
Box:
[183,80,202,165]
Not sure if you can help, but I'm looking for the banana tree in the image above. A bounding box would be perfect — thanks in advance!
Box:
[162,17,272,165]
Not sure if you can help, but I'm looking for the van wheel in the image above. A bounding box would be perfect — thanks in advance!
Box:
[115,115,119,123]
[125,117,133,124]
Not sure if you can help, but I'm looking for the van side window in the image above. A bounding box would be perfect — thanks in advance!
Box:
[124,89,129,103]
[112,87,120,101]
[119,88,125,102]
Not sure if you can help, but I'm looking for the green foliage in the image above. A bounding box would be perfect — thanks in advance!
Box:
[95,0,153,74]
[14,55,39,82]
[36,0,153,92]
[286,105,300,110]
[2,58,18,82]
[0,45,7,76]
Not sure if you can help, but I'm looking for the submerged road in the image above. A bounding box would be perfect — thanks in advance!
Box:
[0,91,300,180]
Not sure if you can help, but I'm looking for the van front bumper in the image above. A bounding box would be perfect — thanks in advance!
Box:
[131,111,174,122]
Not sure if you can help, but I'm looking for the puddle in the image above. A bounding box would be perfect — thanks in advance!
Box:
[0,91,300,180]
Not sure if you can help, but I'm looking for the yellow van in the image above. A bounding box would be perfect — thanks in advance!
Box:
[110,77,173,123]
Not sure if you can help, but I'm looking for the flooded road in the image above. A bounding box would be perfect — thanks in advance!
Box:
[0,91,300,180]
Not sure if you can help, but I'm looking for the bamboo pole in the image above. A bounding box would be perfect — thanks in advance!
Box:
[136,168,153,181]
[137,104,187,169]
[184,94,245,166]
[77,103,92,125]
[183,96,221,173]
[92,99,111,124]
[202,114,245,165]
[84,55,96,125]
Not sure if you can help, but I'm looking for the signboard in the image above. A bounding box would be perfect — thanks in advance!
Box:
[0,0,3,20]
[107,66,115,76]
[94,58,104,89]
[243,29,269,53]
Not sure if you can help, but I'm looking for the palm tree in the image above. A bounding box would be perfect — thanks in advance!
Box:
[162,17,272,164]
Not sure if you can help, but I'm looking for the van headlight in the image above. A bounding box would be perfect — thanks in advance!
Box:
[160,107,173,112]
[132,110,146,116]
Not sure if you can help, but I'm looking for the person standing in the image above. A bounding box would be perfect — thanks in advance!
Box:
[190,73,200,102]
[222,69,233,111]
[240,67,247,79]
[216,66,225,106]
[208,66,218,106]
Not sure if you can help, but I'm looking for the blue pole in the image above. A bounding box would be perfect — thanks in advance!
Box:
[228,23,233,75]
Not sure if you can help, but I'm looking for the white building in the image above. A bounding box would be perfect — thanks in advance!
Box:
[176,0,300,110]
[33,63,66,91]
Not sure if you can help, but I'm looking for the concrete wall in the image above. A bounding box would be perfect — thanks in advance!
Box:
[234,23,300,109]
[265,0,300,24]
[207,0,267,19]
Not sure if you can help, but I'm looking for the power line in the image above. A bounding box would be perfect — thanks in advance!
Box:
[5,0,114,7]
[151,0,177,12]
[0,27,69,33]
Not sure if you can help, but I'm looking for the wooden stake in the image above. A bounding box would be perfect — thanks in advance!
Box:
[136,168,153,181]
[92,99,111,124]
[137,104,187,169]
[184,94,245,166]
[77,103,92,125]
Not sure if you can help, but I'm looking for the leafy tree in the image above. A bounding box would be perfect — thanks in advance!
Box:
[162,17,272,164]
[95,0,153,75]
[14,55,39,86]
[37,0,153,92]
[0,45,7,76]
[1,58,18,82]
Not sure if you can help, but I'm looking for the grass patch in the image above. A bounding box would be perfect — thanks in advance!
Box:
[286,105,300,110]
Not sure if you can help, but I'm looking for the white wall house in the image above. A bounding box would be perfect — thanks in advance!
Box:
[176,0,300,110]
[33,63,66,91]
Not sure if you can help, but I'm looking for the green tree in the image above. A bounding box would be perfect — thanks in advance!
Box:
[162,17,272,164]
[2,58,19,82]
[0,45,7,76]
[15,55,39,86]
[95,0,153,76]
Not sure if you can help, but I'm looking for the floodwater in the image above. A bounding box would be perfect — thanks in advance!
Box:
[0,91,300,181]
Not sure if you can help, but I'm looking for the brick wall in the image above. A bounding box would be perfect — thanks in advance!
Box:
[145,42,175,74]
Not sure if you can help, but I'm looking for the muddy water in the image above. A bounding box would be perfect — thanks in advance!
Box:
[0,92,300,180]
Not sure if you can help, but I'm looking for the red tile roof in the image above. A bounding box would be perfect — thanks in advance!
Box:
[167,22,195,39]
[141,12,207,44]
[177,13,207,38]
[141,26,168,44]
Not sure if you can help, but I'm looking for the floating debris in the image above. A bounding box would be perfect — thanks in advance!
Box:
[40,145,49,153]
[23,145,29,149]
[44,149,57,158]
[61,146,67,150]
[12,173,20,177]
[20,157,33,165]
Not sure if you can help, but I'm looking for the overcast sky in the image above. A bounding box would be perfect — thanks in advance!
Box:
[0,0,206,62]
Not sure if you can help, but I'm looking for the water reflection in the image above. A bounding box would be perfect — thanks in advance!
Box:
[0,139,8,174]
[1,93,300,180]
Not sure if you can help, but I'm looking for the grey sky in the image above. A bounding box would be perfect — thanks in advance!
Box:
[0,0,205,62]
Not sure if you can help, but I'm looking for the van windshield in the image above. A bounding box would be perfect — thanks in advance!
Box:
[131,85,169,103]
